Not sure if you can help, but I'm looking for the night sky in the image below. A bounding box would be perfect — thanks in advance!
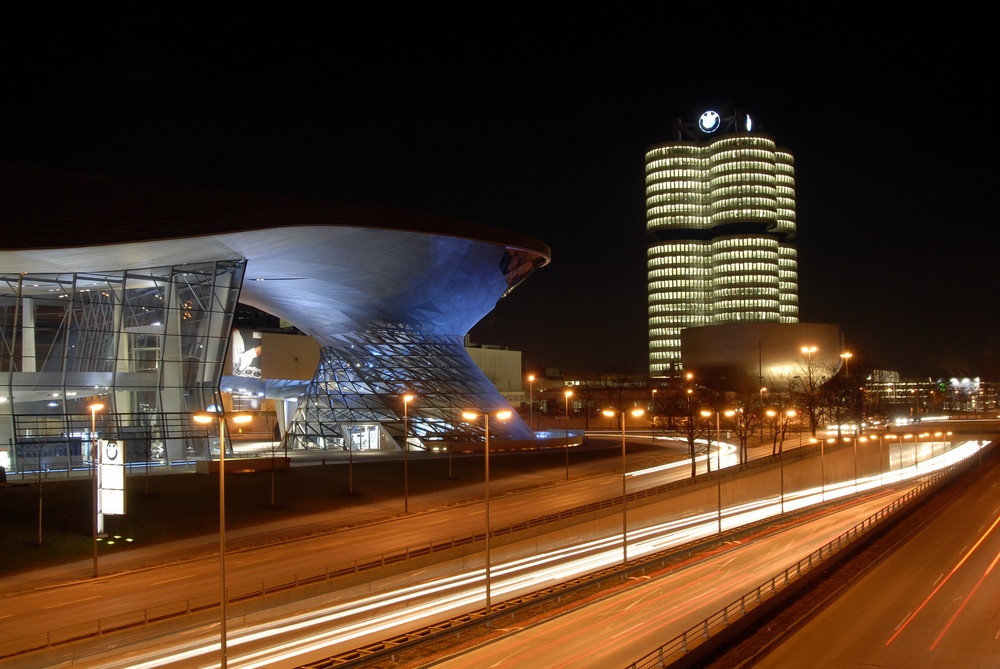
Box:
[1,11,994,379]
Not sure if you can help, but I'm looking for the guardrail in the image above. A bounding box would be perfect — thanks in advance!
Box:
[624,471,946,669]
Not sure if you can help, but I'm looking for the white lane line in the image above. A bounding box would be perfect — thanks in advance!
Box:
[149,575,190,586]
[43,595,101,609]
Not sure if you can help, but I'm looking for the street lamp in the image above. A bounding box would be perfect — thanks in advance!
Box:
[700,408,732,532]
[527,374,535,430]
[840,351,853,376]
[602,407,644,565]
[402,394,415,513]
[193,409,252,669]
[461,408,511,613]
[89,402,104,578]
[564,390,573,421]
[700,410,714,474]
[650,389,658,439]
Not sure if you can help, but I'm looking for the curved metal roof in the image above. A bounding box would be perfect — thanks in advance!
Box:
[0,163,551,259]
[1,163,550,341]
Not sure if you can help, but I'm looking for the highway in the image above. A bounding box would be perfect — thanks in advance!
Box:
[0,438,706,655]
[755,447,1000,668]
[66,463,920,668]
[428,486,918,669]
[49,442,987,667]
[0,437,984,668]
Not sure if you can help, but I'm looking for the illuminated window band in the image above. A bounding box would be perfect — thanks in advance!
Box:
[646,130,797,375]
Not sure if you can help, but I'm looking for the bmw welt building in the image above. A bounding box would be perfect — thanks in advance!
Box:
[0,164,549,469]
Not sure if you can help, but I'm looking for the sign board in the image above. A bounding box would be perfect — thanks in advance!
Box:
[98,439,125,516]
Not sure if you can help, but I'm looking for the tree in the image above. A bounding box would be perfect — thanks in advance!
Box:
[719,373,766,464]
[728,402,760,464]
[790,352,837,437]
[766,408,798,455]
[677,373,715,477]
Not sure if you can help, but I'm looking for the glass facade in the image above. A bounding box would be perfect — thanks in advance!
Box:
[1,165,552,469]
[646,133,798,375]
[285,328,534,451]
[0,260,246,469]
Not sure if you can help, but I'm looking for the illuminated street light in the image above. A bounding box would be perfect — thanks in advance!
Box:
[699,410,714,474]
[840,351,853,376]
[89,402,104,578]
[602,407,644,565]
[193,409,252,669]
[527,374,535,431]
[402,394,415,514]
[461,409,511,613]
[564,389,573,419]
[700,408,734,531]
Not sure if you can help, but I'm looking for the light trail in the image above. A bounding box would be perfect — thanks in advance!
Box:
[885,507,1000,647]
[87,440,985,668]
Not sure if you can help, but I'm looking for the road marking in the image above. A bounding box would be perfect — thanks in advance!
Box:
[894,612,913,632]
[150,575,189,586]
[932,573,945,586]
[43,595,101,609]
[994,625,1000,640]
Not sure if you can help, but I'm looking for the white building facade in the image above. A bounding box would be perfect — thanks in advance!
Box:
[647,110,799,376]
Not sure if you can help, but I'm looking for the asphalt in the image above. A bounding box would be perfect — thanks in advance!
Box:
[0,431,802,598]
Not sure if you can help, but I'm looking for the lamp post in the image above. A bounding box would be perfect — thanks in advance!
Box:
[700,410,714,474]
[840,351,853,376]
[564,390,573,420]
[650,389,658,439]
[885,433,898,472]
[758,386,767,443]
[193,409,252,669]
[89,402,104,578]
[904,433,916,469]
[800,346,817,436]
[402,394,415,513]
[722,409,735,469]
[527,374,535,431]
[461,409,511,613]
[876,431,885,484]
[602,407,644,565]
[701,408,734,531]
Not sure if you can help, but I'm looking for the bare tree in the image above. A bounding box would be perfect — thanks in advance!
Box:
[766,407,798,455]
[729,401,760,464]
[677,373,715,477]
[790,355,837,437]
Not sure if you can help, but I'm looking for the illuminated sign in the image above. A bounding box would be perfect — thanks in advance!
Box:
[98,439,126,516]
[698,110,721,133]
[232,329,262,378]
[745,114,753,132]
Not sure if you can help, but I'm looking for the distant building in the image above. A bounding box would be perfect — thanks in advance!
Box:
[646,108,798,376]
[465,342,523,399]
[681,322,841,390]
